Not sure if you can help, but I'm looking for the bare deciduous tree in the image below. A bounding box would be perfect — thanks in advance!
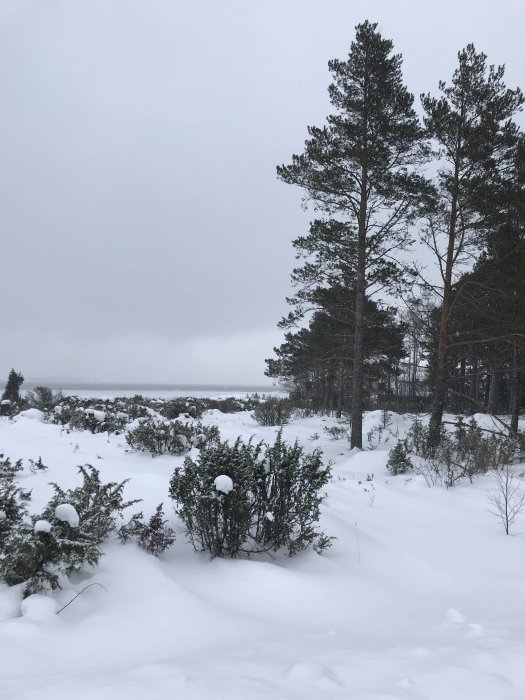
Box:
[488,464,525,535]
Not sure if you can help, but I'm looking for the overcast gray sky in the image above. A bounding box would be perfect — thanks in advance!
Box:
[1,0,524,385]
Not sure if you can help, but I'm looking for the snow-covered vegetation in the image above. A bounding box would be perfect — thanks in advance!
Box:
[1,396,525,699]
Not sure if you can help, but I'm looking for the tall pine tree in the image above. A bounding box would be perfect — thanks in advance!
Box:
[421,45,523,444]
[277,21,430,447]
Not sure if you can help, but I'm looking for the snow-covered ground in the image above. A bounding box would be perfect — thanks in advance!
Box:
[1,407,525,699]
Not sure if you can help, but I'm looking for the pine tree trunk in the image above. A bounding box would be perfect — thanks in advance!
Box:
[510,341,519,437]
[336,362,344,419]
[429,162,460,447]
[350,73,370,450]
[483,368,491,407]
[350,143,368,449]
[350,240,366,448]
[488,370,500,414]
[429,281,452,445]
[469,358,478,402]
[459,358,466,404]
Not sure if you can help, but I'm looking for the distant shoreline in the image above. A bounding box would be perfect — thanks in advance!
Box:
[21,381,285,400]
[23,381,280,392]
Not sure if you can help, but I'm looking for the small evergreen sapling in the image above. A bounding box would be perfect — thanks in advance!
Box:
[386,442,413,475]
[28,456,48,474]
[1,369,24,405]
[118,503,175,556]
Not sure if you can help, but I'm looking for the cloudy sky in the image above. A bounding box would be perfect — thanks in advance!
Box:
[1,0,524,385]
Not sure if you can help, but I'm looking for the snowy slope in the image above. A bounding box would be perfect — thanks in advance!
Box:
[1,409,525,700]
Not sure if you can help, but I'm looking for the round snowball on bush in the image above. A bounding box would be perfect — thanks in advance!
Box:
[84,409,106,422]
[213,475,234,494]
[193,433,207,447]
[34,519,52,533]
[55,503,80,528]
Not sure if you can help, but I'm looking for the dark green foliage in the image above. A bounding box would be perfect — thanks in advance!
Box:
[158,396,259,417]
[125,399,150,421]
[278,22,430,219]
[169,432,332,558]
[126,419,219,456]
[209,396,254,413]
[252,397,293,426]
[386,442,413,475]
[0,464,141,597]
[422,44,524,440]
[28,457,48,474]
[26,386,64,411]
[445,218,525,423]
[323,425,348,440]
[47,394,260,438]
[0,460,79,596]
[43,465,140,547]
[266,285,406,416]
[405,417,521,487]
[274,22,431,445]
[0,453,23,480]
[1,369,24,404]
[0,465,31,539]
[405,417,431,457]
[154,394,261,416]
[118,503,175,556]
[2,511,97,597]
[160,399,204,420]
[50,400,129,434]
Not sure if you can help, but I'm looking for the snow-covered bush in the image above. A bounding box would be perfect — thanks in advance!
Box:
[169,431,332,558]
[208,396,255,413]
[118,503,175,556]
[0,462,83,596]
[386,442,413,475]
[160,399,205,420]
[366,410,398,449]
[50,399,129,435]
[323,424,348,440]
[0,466,31,541]
[122,399,151,421]
[1,504,97,596]
[0,464,141,596]
[126,419,219,456]
[26,386,63,411]
[0,453,23,480]
[43,465,140,546]
[253,397,293,426]
[160,395,259,418]
[406,417,521,487]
